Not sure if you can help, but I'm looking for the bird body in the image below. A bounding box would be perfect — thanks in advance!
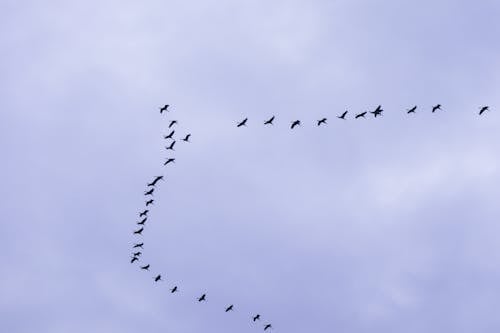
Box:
[144,188,154,196]
[164,130,175,140]
[253,314,261,322]
[237,118,248,127]
[355,112,367,119]
[130,256,139,263]
[264,324,272,331]
[133,227,144,235]
[137,217,147,225]
[198,294,206,302]
[133,251,141,257]
[370,105,383,117]
[147,176,163,187]
[182,134,191,142]
[139,210,149,217]
[171,286,178,293]
[317,118,327,126]
[159,104,169,113]
[169,120,178,128]
[291,120,301,129]
[164,158,175,166]
[479,106,489,115]
[166,141,176,151]
[154,275,162,282]
[264,116,275,125]
[432,104,441,112]
[225,305,234,312]
[141,264,150,270]
[133,243,144,248]
[407,105,417,114]
[146,199,154,206]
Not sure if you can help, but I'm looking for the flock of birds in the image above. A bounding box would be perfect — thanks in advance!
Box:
[235,104,491,128]
[130,103,274,331]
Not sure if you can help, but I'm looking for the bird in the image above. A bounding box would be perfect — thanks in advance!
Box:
[137,217,147,225]
[264,324,272,331]
[139,210,149,217]
[225,305,234,312]
[145,199,154,206]
[164,158,175,166]
[253,314,261,322]
[198,294,206,302]
[370,105,383,117]
[130,256,139,263]
[133,243,144,248]
[182,134,191,142]
[171,286,178,293]
[140,264,150,270]
[159,104,169,113]
[407,105,417,114]
[317,118,327,126]
[144,188,154,196]
[166,141,176,151]
[154,275,162,282]
[148,176,163,187]
[163,130,175,140]
[338,110,348,119]
[355,112,367,119]
[169,120,178,128]
[237,118,248,127]
[291,120,301,129]
[133,251,141,257]
[432,104,441,112]
[264,116,275,125]
[479,106,489,115]
[133,227,144,235]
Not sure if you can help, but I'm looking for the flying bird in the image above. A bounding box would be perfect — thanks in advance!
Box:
[198,294,206,302]
[253,314,261,322]
[407,105,417,114]
[148,176,163,187]
[133,227,144,235]
[171,286,178,293]
[479,106,489,115]
[264,324,272,331]
[163,130,175,140]
[225,305,234,312]
[139,210,149,217]
[159,104,169,113]
[291,120,301,129]
[317,118,327,126]
[237,118,248,127]
[370,105,383,117]
[169,120,178,128]
[145,199,154,206]
[355,112,367,119]
[338,110,348,119]
[140,264,150,270]
[133,251,141,257]
[264,116,275,125]
[182,134,191,142]
[137,217,147,225]
[130,256,139,263]
[432,104,441,112]
[166,141,176,151]
[133,243,144,248]
[144,188,154,196]
[164,158,175,166]
[154,275,162,282]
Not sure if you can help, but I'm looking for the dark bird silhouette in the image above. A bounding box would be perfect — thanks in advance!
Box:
[147,176,163,187]
[171,286,178,293]
[338,110,348,119]
[355,112,367,119]
[169,120,178,128]
[237,118,248,127]
[133,227,144,235]
[140,264,150,270]
[144,188,154,196]
[182,134,191,142]
[264,116,275,125]
[164,130,175,140]
[264,324,272,331]
[133,243,144,248]
[407,105,417,114]
[137,217,147,225]
[146,199,154,206]
[133,251,141,257]
[139,210,149,217]
[130,256,139,263]
[164,158,175,166]
[370,105,383,117]
[154,275,162,282]
[291,120,301,129]
[166,141,176,151]
[432,104,441,113]
[198,294,206,302]
[479,106,489,115]
[317,118,327,126]
[253,314,261,322]
[159,104,169,113]
[225,305,234,312]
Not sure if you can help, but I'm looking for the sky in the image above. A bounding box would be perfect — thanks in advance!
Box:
[1,0,500,332]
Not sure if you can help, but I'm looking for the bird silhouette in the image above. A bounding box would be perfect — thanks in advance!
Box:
[182,134,191,142]
[479,106,489,115]
[154,275,162,282]
[137,217,147,225]
[198,294,206,302]
[291,120,301,129]
[407,105,417,114]
[432,104,441,112]
[264,324,272,331]
[147,176,163,187]
[169,120,178,128]
[253,314,261,322]
[225,305,234,312]
[237,118,248,127]
[355,112,367,119]
[140,264,150,270]
[144,188,154,196]
[171,286,178,293]
[145,199,154,206]
[166,141,176,151]
[164,130,175,140]
[139,210,149,217]
[164,158,175,166]
[133,243,144,248]
[133,251,141,257]
[159,104,169,113]
[338,110,348,119]
[133,227,144,235]
[317,118,327,126]
[264,116,275,125]
[130,256,139,263]
[370,105,383,117]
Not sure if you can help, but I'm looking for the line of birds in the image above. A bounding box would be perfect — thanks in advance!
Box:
[129,104,274,331]
[235,105,491,128]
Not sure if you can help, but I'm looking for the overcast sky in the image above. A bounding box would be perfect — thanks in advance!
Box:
[2,1,500,332]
